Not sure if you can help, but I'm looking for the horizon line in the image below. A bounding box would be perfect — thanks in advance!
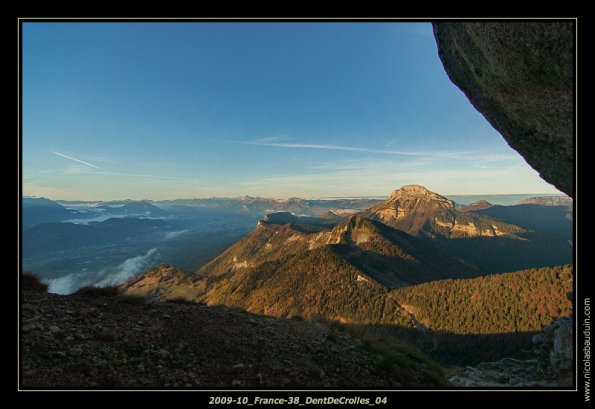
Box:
[23,192,568,202]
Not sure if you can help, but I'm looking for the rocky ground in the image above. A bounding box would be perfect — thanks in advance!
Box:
[446,358,572,388]
[20,288,444,389]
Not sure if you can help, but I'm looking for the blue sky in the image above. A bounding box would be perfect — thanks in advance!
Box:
[22,22,560,200]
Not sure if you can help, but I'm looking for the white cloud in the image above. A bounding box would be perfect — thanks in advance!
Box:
[164,230,189,240]
[97,248,159,287]
[47,273,92,295]
[47,248,159,294]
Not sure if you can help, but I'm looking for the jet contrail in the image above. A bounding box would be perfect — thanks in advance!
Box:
[51,151,199,182]
[52,151,103,170]
[243,141,455,159]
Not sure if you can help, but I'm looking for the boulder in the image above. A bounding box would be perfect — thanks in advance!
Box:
[550,319,573,369]
[433,22,574,196]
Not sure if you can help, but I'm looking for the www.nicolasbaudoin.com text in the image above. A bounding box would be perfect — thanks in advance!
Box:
[584,298,591,402]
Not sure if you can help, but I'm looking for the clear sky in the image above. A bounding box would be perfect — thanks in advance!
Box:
[22,22,561,200]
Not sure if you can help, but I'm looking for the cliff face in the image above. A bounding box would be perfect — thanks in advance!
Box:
[433,22,574,197]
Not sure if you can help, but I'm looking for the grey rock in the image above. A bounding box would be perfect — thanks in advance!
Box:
[98,327,117,341]
[532,333,550,345]
[69,347,83,357]
[22,323,42,333]
[550,319,573,369]
[94,359,108,367]
[448,375,465,386]
[433,22,574,196]
[515,381,542,387]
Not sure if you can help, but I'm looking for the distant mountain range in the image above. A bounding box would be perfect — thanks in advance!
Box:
[121,185,572,328]
[452,196,572,241]
[359,185,571,273]
[22,197,91,228]
[96,201,169,217]
[22,198,169,228]
[23,187,572,297]
[154,196,380,217]
[473,204,572,241]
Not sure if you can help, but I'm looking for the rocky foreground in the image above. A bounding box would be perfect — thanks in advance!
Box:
[447,359,572,388]
[20,288,445,389]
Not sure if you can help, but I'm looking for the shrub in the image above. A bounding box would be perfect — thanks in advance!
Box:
[122,294,146,304]
[165,297,199,305]
[75,286,120,297]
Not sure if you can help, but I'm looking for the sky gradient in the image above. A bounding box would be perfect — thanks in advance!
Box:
[22,22,561,200]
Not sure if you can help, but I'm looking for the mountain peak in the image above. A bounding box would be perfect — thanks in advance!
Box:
[459,200,493,212]
[362,185,522,239]
[471,200,492,206]
[393,184,432,193]
[388,185,450,202]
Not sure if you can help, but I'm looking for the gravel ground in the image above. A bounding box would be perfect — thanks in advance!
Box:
[20,289,443,389]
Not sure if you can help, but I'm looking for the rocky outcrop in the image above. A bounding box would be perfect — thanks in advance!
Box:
[532,316,573,369]
[119,264,204,302]
[433,22,574,197]
[264,212,299,224]
[447,358,571,387]
[518,196,573,207]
